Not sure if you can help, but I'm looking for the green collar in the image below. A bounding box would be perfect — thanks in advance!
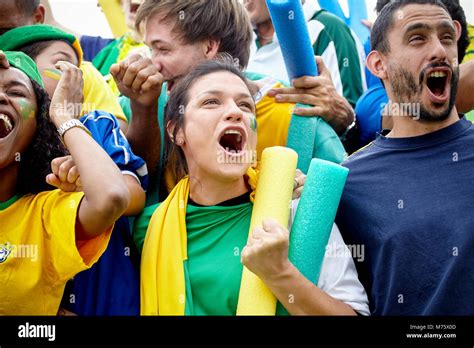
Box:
[0,194,21,211]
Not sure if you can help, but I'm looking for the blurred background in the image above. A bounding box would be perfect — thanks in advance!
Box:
[49,0,474,39]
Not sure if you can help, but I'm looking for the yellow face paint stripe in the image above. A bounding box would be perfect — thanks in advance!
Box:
[43,68,62,81]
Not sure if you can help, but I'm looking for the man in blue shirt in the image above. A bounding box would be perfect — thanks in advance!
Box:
[336,0,474,315]
[355,0,472,148]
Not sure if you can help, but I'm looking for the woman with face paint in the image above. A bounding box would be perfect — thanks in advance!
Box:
[138,58,369,316]
[0,51,130,315]
[0,25,151,315]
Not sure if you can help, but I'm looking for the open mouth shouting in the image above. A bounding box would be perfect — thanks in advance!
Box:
[218,126,247,157]
[423,67,452,105]
[0,112,15,140]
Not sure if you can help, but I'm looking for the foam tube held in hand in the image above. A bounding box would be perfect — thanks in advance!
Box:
[266,0,318,81]
[276,158,349,315]
[236,146,298,315]
[287,109,316,174]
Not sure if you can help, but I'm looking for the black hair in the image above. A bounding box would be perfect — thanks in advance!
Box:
[15,0,40,16]
[371,0,449,54]
[17,79,67,195]
[17,39,80,64]
[162,55,254,194]
[374,0,469,61]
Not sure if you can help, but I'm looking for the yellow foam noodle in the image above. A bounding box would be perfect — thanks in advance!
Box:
[236,146,298,315]
[98,0,128,38]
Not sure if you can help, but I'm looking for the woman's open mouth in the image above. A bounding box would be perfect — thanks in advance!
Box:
[0,113,14,139]
[218,127,247,156]
[424,68,451,104]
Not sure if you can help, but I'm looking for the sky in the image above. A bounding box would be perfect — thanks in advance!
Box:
[50,0,474,39]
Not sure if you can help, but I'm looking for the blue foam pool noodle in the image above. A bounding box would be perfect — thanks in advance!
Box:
[266,0,318,80]
[276,158,349,315]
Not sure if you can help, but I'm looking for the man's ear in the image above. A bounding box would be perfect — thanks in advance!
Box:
[33,4,46,24]
[453,20,462,42]
[367,50,388,80]
[202,39,221,59]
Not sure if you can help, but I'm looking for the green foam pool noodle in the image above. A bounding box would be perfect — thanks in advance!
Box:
[286,105,316,174]
[276,158,349,315]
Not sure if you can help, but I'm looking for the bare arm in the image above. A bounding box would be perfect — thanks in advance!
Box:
[46,159,144,217]
[49,62,129,240]
[241,218,356,315]
[110,54,163,177]
[262,262,356,315]
[123,175,146,216]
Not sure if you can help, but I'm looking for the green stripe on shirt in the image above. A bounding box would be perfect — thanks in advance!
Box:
[312,10,364,107]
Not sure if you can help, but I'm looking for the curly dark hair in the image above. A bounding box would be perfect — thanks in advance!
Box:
[16,80,67,195]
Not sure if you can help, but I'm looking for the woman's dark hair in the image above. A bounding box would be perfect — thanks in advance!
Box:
[162,55,255,194]
[16,80,67,195]
[17,40,79,63]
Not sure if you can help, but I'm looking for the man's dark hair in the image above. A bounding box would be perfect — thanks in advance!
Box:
[135,0,253,68]
[375,0,469,61]
[15,0,40,16]
[371,0,449,54]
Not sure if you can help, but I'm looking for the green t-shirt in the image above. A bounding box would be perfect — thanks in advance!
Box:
[134,194,253,315]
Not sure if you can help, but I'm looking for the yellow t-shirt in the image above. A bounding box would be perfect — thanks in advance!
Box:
[462,24,474,63]
[80,62,127,123]
[0,190,112,315]
[254,80,293,161]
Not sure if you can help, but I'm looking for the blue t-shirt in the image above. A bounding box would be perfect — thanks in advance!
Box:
[354,82,387,148]
[81,110,148,189]
[336,118,474,315]
[62,110,147,315]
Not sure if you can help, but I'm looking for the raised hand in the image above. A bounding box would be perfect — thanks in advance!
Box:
[110,54,163,107]
[46,155,82,192]
[49,61,84,127]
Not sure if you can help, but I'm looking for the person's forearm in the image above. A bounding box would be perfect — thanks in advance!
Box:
[123,175,146,216]
[262,262,357,316]
[63,127,130,236]
[457,60,474,113]
[126,101,161,177]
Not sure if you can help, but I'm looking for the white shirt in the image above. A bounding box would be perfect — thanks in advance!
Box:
[289,199,370,315]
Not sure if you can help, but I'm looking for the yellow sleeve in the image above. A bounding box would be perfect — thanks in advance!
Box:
[255,83,293,161]
[80,61,128,123]
[41,190,112,285]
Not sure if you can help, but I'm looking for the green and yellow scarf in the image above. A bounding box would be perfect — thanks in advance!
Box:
[140,169,258,315]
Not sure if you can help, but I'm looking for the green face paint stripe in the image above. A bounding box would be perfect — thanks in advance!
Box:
[18,99,36,119]
[250,115,257,132]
